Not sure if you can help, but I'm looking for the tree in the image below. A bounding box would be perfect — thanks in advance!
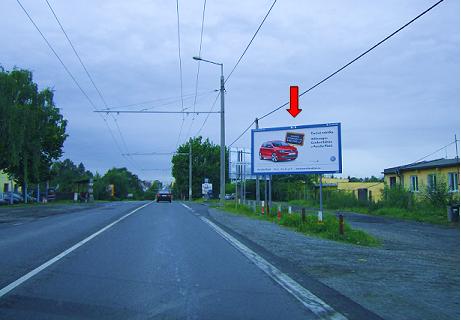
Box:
[50,159,93,192]
[171,137,228,199]
[94,167,144,200]
[0,67,67,196]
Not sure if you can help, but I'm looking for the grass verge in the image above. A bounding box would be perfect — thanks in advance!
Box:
[215,203,380,247]
[288,200,450,225]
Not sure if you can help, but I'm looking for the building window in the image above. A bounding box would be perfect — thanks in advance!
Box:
[427,174,436,190]
[448,172,459,192]
[410,176,419,192]
[389,176,396,188]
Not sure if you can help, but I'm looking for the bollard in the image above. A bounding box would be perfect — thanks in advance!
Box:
[301,208,306,222]
[318,210,323,223]
[288,206,292,214]
[261,201,265,215]
[277,205,281,221]
[338,213,344,235]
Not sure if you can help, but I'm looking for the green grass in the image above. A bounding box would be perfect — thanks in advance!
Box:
[287,199,450,225]
[215,203,380,247]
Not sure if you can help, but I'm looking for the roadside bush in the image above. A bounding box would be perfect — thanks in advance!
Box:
[422,176,452,208]
[381,185,415,210]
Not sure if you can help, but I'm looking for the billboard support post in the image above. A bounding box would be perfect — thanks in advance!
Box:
[264,175,268,214]
[318,174,323,223]
[268,175,272,213]
[255,118,260,207]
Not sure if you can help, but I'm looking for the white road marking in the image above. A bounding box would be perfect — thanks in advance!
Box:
[181,202,347,320]
[0,201,153,298]
[181,203,194,212]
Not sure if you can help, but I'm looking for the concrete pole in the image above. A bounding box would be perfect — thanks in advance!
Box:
[220,64,225,204]
[255,118,260,205]
[189,142,192,201]
[268,175,272,213]
[318,174,323,222]
[264,175,267,213]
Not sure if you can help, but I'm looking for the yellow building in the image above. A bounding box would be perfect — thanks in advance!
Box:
[0,170,21,194]
[319,177,384,202]
[383,158,460,195]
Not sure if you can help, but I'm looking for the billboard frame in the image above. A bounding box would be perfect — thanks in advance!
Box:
[251,122,342,175]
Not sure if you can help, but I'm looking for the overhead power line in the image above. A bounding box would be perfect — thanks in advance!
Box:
[225,0,278,83]
[196,0,278,136]
[411,140,456,164]
[228,0,445,147]
[185,0,208,141]
[175,0,186,148]
[41,0,139,169]
[45,0,107,107]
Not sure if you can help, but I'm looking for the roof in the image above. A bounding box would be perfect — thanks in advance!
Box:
[383,158,460,174]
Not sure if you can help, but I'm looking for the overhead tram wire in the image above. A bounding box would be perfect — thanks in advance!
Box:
[185,0,208,141]
[196,0,278,136]
[102,89,216,111]
[175,0,186,148]
[44,0,141,169]
[15,0,136,168]
[228,0,445,147]
[225,0,278,84]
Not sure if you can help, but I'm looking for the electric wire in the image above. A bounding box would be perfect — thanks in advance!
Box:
[225,0,277,84]
[16,0,135,169]
[185,0,208,141]
[228,0,445,147]
[411,140,456,164]
[175,0,186,148]
[43,0,140,169]
[197,0,277,136]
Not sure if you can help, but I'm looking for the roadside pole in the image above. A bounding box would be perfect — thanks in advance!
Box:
[318,174,323,222]
[189,142,192,201]
[255,118,260,207]
[9,180,13,205]
[243,160,246,203]
[268,175,272,214]
[455,134,459,159]
[264,175,268,213]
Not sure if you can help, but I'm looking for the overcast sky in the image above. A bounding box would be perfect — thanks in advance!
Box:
[1,0,459,183]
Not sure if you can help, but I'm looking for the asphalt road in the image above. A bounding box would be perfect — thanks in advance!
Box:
[0,201,335,319]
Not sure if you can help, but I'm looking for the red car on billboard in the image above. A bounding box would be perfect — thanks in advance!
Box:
[259,140,298,162]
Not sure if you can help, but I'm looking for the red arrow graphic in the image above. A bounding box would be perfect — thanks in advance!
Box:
[287,86,302,118]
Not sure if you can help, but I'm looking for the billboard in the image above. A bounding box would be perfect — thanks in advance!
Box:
[251,123,342,175]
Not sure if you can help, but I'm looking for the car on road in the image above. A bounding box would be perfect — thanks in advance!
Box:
[259,140,298,162]
[225,193,235,200]
[2,192,23,204]
[156,190,172,203]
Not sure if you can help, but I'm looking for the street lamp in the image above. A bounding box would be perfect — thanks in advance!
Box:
[193,56,225,204]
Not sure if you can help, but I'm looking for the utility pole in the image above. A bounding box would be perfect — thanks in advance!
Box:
[189,142,192,201]
[255,118,260,205]
[455,134,459,159]
[219,63,226,204]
